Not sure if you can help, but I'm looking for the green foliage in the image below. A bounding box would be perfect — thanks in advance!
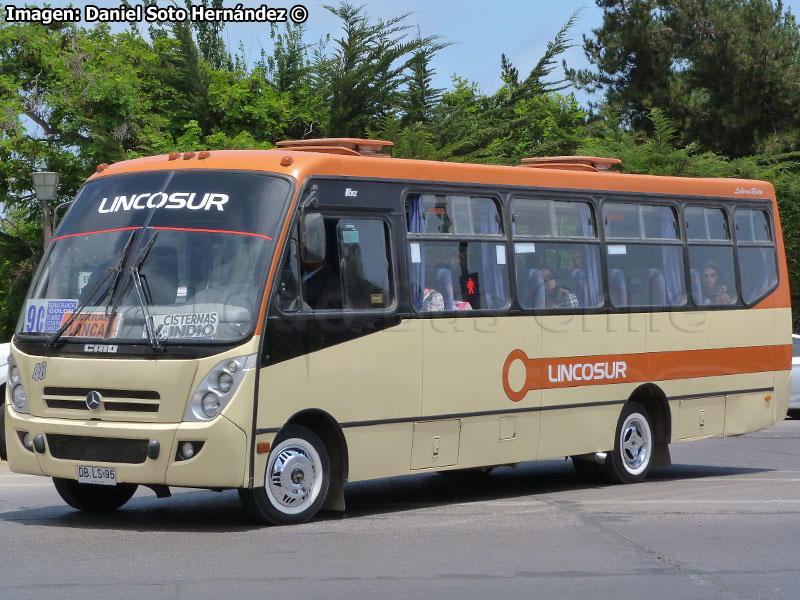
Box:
[316,2,444,136]
[570,0,800,158]
[0,208,40,339]
[2,3,800,334]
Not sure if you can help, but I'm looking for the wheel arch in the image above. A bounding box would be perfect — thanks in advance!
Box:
[281,408,348,511]
[626,383,672,467]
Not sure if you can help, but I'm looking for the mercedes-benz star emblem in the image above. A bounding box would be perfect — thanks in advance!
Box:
[85,391,102,411]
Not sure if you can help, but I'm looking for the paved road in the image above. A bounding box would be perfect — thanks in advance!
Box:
[1,417,799,600]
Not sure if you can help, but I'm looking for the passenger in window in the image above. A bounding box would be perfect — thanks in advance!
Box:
[700,261,733,305]
[421,287,444,311]
[568,249,586,272]
[541,267,579,308]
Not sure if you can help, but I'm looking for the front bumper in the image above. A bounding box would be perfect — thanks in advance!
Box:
[5,406,247,488]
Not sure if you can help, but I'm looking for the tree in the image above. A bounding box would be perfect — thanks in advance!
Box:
[400,36,449,127]
[315,2,442,137]
[569,0,800,158]
[186,0,233,71]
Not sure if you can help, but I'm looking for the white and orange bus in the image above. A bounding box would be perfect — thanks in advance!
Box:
[5,139,791,524]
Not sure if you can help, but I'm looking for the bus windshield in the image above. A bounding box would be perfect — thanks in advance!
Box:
[16,170,291,346]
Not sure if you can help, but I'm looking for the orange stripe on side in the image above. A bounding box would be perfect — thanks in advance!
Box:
[503,344,790,402]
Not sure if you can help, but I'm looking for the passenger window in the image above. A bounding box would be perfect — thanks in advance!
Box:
[408,241,509,311]
[407,193,507,312]
[278,218,392,312]
[738,246,777,304]
[409,194,502,235]
[514,242,604,309]
[604,203,678,240]
[733,208,777,304]
[605,244,686,307]
[685,205,738,306]
[685,207,729,241]
[512,199,596,238]
[735,209,772,243]
[688,246,737,306]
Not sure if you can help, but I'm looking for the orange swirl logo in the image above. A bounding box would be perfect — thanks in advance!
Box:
[502,349,631,402]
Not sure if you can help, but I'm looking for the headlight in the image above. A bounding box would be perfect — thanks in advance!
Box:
[201,392,221,418]
[7,355,29,414]
[184,354,256,421]
[217,372,234,393]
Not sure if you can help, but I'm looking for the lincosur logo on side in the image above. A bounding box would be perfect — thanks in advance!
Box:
[97,192,229,213]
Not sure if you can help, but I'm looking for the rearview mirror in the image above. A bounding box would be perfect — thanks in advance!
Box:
[300,213,326,263]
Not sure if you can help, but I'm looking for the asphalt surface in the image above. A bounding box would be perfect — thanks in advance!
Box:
[1,416,799,600]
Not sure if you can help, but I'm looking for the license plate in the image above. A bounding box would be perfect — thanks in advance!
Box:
[77,465,117,486]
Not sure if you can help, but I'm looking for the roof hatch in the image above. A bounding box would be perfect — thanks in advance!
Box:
[276,138,393,157]
[519,156,621,172]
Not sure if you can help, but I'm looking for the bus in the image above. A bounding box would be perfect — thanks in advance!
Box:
[5,139,791,524]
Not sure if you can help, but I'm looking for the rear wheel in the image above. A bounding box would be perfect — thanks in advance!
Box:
[53,478,138,511]
[239,425,330,525]
[601,402,653,484]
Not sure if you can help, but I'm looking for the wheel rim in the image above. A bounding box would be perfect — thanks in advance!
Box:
[619,414,651,475]
[265,438,323,515]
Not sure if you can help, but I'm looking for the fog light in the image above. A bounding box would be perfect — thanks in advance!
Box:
[22,432,33,449]
[201,392,221,418]
[226,360,238,374]
[180,441,195,460]
[217,372,233,393]
[9,366,20,385]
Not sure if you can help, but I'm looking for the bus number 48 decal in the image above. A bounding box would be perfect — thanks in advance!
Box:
[32,361,47,381]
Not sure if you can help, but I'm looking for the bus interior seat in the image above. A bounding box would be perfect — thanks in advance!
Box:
[569,268,588,307]
[140,246,178,305]
[648,268,667,305]
[608,268,627,306]
[626,268,665,306]
[520,268,545,308]
[690,268,703,304]
[436,268,455,311]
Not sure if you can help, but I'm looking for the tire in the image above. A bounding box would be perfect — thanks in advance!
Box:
[239,425,330,525]
[601,401,654,484]
[571,457,604,483]
[53,478,138,511]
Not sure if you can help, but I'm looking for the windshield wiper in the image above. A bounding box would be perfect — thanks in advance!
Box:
[128,232,164,352]
[47,230,137,348]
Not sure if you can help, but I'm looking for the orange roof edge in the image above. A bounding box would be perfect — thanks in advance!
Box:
[521,155,622,172]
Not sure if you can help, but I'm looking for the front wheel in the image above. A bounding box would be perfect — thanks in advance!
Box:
[601,402,654,484]
[53,478,138,511]
[239,425,330,525]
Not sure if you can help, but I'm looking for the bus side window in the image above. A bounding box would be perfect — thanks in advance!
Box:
[337,220,392,310]
[276,238,301,312]
[299,217,392,311]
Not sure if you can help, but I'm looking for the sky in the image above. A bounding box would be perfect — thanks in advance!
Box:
[12,0,800,108]
[7,1,612,107]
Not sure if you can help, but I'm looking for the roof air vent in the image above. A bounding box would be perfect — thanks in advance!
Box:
[519,156,621,172]
[276,138,393,157]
